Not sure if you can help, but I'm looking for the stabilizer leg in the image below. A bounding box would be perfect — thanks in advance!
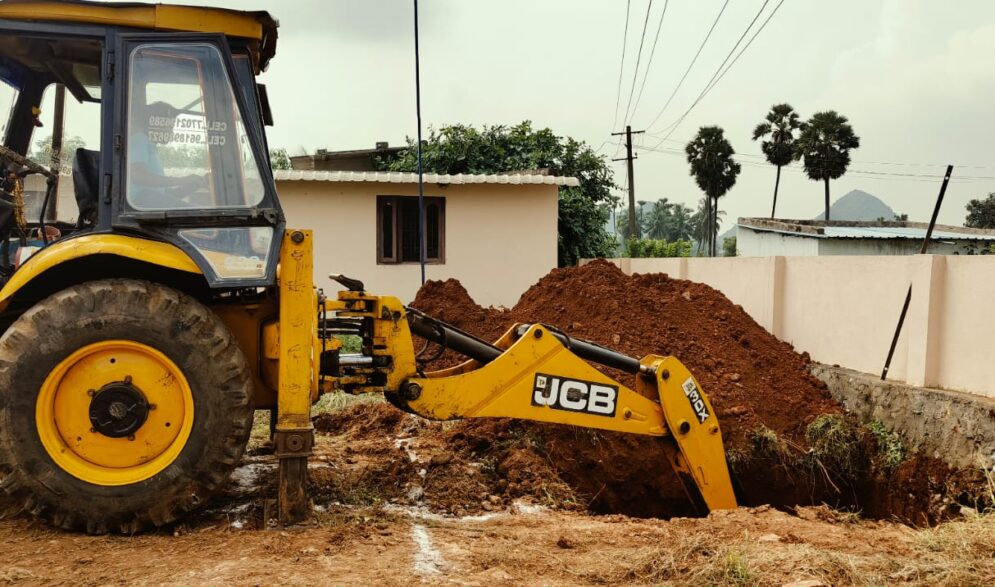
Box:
[276,229,316,524]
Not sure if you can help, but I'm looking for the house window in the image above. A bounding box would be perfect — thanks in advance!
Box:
[377,195,445,264]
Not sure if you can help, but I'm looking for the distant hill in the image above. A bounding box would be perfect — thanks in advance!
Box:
[719,190,899,253]
[811,190,897,221]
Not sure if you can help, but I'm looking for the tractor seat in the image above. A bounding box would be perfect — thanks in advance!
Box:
[72,148,99,227]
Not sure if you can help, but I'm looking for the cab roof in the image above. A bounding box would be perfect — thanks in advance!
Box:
[0,0,278,70]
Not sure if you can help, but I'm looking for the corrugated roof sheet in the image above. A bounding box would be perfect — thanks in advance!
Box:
[274,170,580,187]
[740,223,995,241]
[822,226,995,241]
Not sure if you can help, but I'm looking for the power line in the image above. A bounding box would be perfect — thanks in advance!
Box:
[629,0,669,124]
[621,0,655,127]
[611,0,632,132]
[644,0,730,131]
[685,0,771,123]
[650,0,787,146]
[698,0,788,107]
[637,144,995,183]
[644,135,995,172]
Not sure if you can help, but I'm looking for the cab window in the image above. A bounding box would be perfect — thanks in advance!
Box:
[23,84,100,225]
[125,43,264,211]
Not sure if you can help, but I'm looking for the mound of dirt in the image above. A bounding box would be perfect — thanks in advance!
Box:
[411,260,840,448]
[405,260,842,516]
[310,260,987,524]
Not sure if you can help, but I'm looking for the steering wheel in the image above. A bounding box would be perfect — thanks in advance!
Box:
[0,144,56,181]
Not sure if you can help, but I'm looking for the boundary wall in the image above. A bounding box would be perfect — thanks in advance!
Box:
[592,256,995,398]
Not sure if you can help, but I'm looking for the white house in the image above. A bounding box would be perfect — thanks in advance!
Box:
[736,218,995,257]
[275,170,576,307]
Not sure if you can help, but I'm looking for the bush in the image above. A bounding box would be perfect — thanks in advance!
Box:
[624,238,692,258]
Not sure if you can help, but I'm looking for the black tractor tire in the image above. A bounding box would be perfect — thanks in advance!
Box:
[0,279,253,533]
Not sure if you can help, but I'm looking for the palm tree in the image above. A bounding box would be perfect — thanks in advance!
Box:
[752,104,802,219]
[686,126,741,256]
[666,203,695,241]
[644,198,673,240]
[794,111,860,222]
[690,197,726,255]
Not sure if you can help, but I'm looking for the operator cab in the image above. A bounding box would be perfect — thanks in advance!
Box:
[0,1,283,287]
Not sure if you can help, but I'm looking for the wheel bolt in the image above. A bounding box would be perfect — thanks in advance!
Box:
[87,389,96,397]
[124,375,132,384]
[128,435,136,441]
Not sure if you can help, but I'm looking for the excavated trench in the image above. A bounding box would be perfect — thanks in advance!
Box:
[345,260,990,526]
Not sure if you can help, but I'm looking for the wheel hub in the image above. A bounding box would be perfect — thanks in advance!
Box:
[88,381,149,438]
[35,340,194,486]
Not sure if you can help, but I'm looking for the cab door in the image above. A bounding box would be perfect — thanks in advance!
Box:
[109,33,284,288]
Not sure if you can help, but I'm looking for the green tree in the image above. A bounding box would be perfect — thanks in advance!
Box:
[269,148,292,170]
[379,122,617,266]
[686,126,740,257]
[965,193,995,229]
[723,235,737,257]
[752,103,802,219]
[794,111,860,222]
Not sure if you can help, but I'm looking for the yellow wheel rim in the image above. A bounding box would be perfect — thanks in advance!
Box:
[35,340,195,486]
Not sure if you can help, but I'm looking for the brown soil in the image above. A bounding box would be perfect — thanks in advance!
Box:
[405,260,990,523]
[6,411,992,586]
[2,425,993,587]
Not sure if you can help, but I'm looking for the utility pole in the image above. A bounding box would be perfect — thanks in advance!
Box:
[612,125,644,240]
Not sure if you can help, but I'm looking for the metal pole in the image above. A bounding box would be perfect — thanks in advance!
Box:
[413,0,426,285]
[48,84,65,222]
[881,165,953,380]
[612,126,644,241]
[625,126,637,239]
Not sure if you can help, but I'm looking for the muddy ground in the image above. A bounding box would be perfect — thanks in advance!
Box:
[1,405,993,586]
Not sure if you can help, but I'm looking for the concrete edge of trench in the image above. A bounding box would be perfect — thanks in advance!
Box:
[811,364,995,470]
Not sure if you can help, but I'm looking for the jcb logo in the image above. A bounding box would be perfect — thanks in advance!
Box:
[682,377,711,424]
[531,373,617,417]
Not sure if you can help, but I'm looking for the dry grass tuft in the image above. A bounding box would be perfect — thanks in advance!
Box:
[586,513,995,586]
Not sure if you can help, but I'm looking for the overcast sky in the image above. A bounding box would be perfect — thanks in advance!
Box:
[124,0,995,226]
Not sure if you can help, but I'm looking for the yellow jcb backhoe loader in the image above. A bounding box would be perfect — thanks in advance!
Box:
[0,0,736,533]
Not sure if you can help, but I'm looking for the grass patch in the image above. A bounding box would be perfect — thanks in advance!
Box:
[312,391,384,415]
[865,420,906,473]
[806,414,864,480]
[334,334,363,353]
[587,514,995,586]
[751,425,792,459]
[716,550,755,585]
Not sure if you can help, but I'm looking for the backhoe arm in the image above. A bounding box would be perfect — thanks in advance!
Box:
[321,289,737,513]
